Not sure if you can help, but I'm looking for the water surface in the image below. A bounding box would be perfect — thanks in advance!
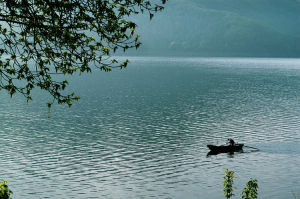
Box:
[1,57,300,198]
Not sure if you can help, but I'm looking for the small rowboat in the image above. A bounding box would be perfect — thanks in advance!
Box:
[207,144,244,153]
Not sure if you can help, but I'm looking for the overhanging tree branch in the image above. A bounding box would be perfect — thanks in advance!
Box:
[0,0,167,107]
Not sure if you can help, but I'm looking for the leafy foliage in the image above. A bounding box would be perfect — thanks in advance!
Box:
[0,0,166,107]
[223,169,259,199]
[0,180,12,199]
[241,178,258,199]
[224,169,236,199]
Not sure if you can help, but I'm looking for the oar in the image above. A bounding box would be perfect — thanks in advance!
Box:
[244,145,260,151]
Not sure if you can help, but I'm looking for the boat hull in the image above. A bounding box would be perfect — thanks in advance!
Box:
[207,144,244,153]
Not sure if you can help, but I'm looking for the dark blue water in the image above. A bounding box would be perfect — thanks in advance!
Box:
[1,57,300,198]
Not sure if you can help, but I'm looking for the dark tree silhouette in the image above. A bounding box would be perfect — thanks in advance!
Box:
[0,0,166,107]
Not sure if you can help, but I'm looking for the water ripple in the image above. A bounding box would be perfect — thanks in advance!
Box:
[1,57,300,198]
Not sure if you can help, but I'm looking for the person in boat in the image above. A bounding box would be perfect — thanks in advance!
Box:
[228,139,235,146]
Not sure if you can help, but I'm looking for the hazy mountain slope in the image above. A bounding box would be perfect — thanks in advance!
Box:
[187,0,300,36]
[127,0,300,57]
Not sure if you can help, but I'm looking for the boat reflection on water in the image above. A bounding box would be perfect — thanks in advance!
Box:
[206,149,244,157]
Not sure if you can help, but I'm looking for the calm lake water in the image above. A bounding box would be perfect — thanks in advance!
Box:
[1,57,300,199]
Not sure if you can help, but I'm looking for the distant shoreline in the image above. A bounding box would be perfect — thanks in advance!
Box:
[116,50,300,59]
[113,53,300,60]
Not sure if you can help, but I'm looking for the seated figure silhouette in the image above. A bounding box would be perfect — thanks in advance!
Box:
[228,139,235,146]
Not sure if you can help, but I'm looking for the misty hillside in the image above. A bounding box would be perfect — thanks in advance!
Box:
[128,0,300,57]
